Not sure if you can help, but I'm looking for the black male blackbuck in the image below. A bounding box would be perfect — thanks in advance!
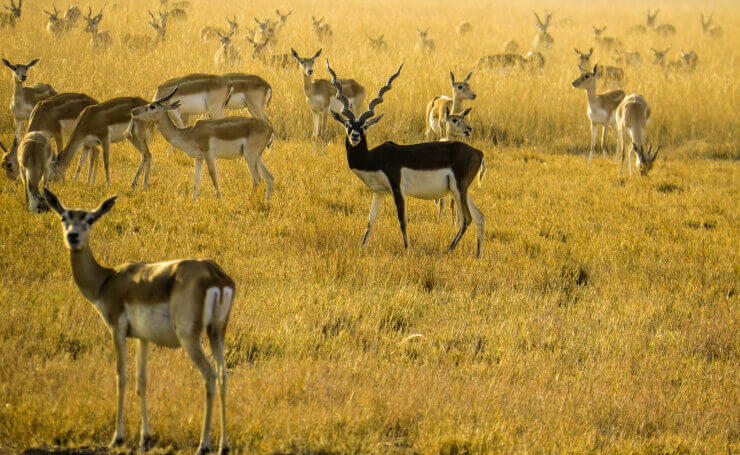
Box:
[44,189,235,455]
[326,60,486,257]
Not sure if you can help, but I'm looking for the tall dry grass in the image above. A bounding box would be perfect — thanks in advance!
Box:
[0,0,737,453]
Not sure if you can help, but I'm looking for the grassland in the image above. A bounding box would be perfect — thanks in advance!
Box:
[0,0,738,453]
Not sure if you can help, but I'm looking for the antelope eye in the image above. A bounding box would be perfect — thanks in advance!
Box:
[149,105,155,110]
[457,85,463,90]
[452,119,458,124]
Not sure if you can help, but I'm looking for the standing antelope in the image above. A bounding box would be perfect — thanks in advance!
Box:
[26,92,98,155]
[665,50,698,73]
[152,74,230,155]
[63,5,81,30]
[291,48,365,154]
[3,58,57,140]
[200,16,237,43]
[44,5,64,36]
[436,106,476,223]
[51,97,152,188]
[83,7,112,51]
[650,47,670,66]
[327,60,486,257]
[367,34,387,50]
[0,0,21,28]
[274,9,291,31]
[131,87,276,202]
[222,73,272,123]
[214,32,241,68]
[574,50,624,85]
[476,53,526,72]
[16,132,54,212]
[43,189,234,455]
[416,28,435,53]
[123,11,167,51]
[571,65,626,162]
[312,16,332,41]
[245,36,293,68]
[458,21,472,35]
[593,26,622,50]
[700,13,722,38]
[616,94,657,177]
[426,72,476,140]
[533,11,553,52]
[254,17,276,44]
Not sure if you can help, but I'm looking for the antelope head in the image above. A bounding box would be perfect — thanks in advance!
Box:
[367,34,387,49]
[291,48,322,76]
[417,27,429,40]
[44,5,61,23]
[571,64,598,90]
[130,85,182,123]
[650,47,670,65]
[83,6,103,32]
[633,143,660,176]
[2,58,39,83]
[0,136,19,179]
[444,107,473,139]
[226,15,238,33]
[275,9,291,26]
[450,71,476,100]
[45,189,117,251]
[534,11,551,32]
[574,47,593,67]
[4,0,21,20]
[647,8,659,27]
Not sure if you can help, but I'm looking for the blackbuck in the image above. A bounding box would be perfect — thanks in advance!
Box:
[83,7,112,51]
[291,48,365,154]
[700,13,722,38]
[152,74,230,155]
[503,40,519,53]
[222,73,272,123]
[200,16,237,43]
[458,21,472,35]
[524,51,546,71]
[616,94,657,177]
[650,47,670,66]
[0,0,21,28]
[51,97,152,188]
[63,5,81,30]
[326,60,486,257]
[123,11,167,51]
[416,28,435,53]
[574,50,624,84]
[312,16,332,41]
[477,52,544,73]
[665,50,698,73]
[253,17,276,45]
[426,71,476,140]
[3,58,57,140]
[214,32,241,68]
[650,9,676,37]
[43,189,234,455]
[592,26,622,51]
[44,5,64,36]
[571,65,626,162]
[245,36,293,68]
[533,11,553,52]
[367,34,387,50]
[614,49,641,66]
[275,9,291,31]
[0,136,18,180]
[131,87,276,202]
[26,92,99,155]
[16,131,54,212]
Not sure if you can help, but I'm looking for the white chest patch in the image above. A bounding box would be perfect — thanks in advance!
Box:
[124,303,180,348]
[352,169,392,194]
[588,106,612,125]
[401,168,454,200]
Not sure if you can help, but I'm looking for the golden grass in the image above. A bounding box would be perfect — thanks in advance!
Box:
[0,0,738,453]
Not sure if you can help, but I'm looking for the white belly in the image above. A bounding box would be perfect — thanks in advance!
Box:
[210,137,247,160]
[124,302,180,347]
[352,169,391,193]
[401,168,454,200]
[175,94,209,114]
[108,122,130,143]
[225,93,247,110]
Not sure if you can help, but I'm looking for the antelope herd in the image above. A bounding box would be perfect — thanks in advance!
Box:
[0,2,723,452]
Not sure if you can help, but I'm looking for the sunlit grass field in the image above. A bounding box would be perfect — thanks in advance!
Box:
[0,0,737,452]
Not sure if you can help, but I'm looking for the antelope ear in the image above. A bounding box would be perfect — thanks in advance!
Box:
[329,110,345,125]
[2,59,14,70]
[27,58,39,67]
[291,48,299,60]
[592,64,598,75]
[461,107,473,117]
[464,71,473,82]
[313,48,322,59]
[449,71,455,85]
[90,196,117,223]
[363,114,384,129]
[588,47,593,54]
[43,188,66,216]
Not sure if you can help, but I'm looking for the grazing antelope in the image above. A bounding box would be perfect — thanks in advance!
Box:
[312,16,332,41]
[503,39,519,53]
[476,53,526,72]
[274,9,291,31]
[123,11,167,51]
[43,189,234,455]
[3,58,57,140]
[0,136,18,180]
[83,7,112,52]
[51,97,152,188]
[291,48,365,154]
[16,132,54,212]
[327,60,486,257]
[458,21,472,35]
[253,17,276,45]
[426,72,476,141]
[574,50,624,84]
[571,65,626,162]
[367,34,387,50]
[650,47,670,66]
[616,94,657,177]
[152,74,230,155]
[651,10,676,37]
[44,5,64,36]
[416,28,435,53]
[700,13,722,38]
[63,5,81,30]
[614,49,641,66]
[0,0,21,28]
[26,92,98,155]
[222,73,272,123]
[533,11,553,52]
[214,32,241,68]
[200,16,237,43]
[593,26,622,50]
[132,87,276,202]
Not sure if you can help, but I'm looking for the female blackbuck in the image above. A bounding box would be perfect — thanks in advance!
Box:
[16,131,53,212]
[367,34,387,51]
[222,73,272,123]
[616,94,657,177]
[3,58,57,140]
[416,28,435,53]
[275,9,291,31]
[614,49,641,66]
[51,97,152,188]
[83,7,111,51]
[426,72,476,140]
[574,49,624,85]
[131,87,276,202]
[26,92,99,155]
[571,65,626,162]
[700,13,722,38]
[200,16,237,43]
[152,74,230,155]
[326,60,486,257]
[0,136,18,180]
[123,11,167,51]
[245,36,293,68]
[532,11,553,52]
[312,16,332,41]
[436,106,476,223]
[43,189,234,455]
[214,32,240,68]
[650,47,670,66]
[254,17,276,45]
[592,26,622,51]
[0,0,21,28]
[291,48,365,154]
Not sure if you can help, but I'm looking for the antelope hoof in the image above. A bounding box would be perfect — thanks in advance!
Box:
[140,434,152,452]
[110,437,124,448]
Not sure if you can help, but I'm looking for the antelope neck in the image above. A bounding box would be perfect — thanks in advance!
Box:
[69,246,114,302]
